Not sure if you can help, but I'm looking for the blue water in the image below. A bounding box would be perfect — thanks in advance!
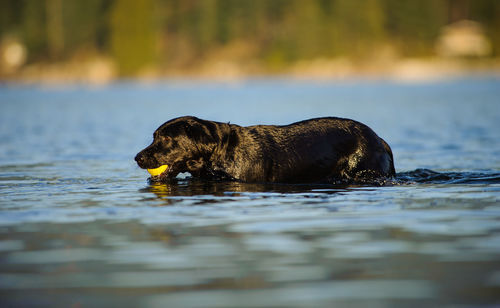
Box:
[0,77,500,307]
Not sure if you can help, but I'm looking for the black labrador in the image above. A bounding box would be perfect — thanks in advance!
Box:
[135,116,395,184]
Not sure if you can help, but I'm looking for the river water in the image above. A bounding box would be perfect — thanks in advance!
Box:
[1,77,499,307]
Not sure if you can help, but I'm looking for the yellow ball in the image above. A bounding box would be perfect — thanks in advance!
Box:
[147,165,168,176]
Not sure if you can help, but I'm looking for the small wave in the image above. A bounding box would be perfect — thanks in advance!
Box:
[396,168,500,184]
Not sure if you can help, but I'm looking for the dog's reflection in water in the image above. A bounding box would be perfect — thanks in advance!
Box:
[141,177,348,205]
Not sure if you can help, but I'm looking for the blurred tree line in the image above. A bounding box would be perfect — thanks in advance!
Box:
[1,0,499,76]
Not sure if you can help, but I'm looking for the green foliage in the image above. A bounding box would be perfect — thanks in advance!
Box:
[62,0,109,52]
[383,0,448,55]
[330,0,386,56]
[21,1,48,59]
[110,0,157,75]
[1,0,499,75]
[468,0,500,54]
[0,0,23,36]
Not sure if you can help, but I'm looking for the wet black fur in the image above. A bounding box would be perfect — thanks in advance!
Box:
[135,116,396,184]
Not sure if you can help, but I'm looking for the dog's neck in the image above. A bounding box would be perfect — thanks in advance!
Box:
[207,122,267,182]
[197,122,234,180]
[210,122,234,158]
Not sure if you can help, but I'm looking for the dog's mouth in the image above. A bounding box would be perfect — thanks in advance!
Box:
[147,164,170,180]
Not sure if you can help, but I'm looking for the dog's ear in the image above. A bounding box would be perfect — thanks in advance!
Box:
[186,157,204,171]
[185,122,216,144]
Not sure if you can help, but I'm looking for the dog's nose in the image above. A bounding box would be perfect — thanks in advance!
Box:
[135,153,145,166]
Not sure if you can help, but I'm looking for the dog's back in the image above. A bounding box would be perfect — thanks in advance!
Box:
[213,117,395,183]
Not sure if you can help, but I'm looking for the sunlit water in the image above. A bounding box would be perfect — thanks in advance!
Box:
[1,77,499,307]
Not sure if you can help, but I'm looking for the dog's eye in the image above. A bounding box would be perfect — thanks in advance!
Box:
[160,136,172,145]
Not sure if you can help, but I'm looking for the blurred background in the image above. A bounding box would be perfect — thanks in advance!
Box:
[1,0,499,83]
[2,2,500,307]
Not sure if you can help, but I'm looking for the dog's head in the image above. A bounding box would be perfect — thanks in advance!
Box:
[135,116,219,180]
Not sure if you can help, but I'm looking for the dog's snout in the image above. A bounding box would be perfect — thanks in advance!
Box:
[135,153,146,166]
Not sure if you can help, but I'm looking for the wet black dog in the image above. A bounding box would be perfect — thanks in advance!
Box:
[135,116,395,184]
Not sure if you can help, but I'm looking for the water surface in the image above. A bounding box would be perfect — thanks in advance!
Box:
[1,77,500,307]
